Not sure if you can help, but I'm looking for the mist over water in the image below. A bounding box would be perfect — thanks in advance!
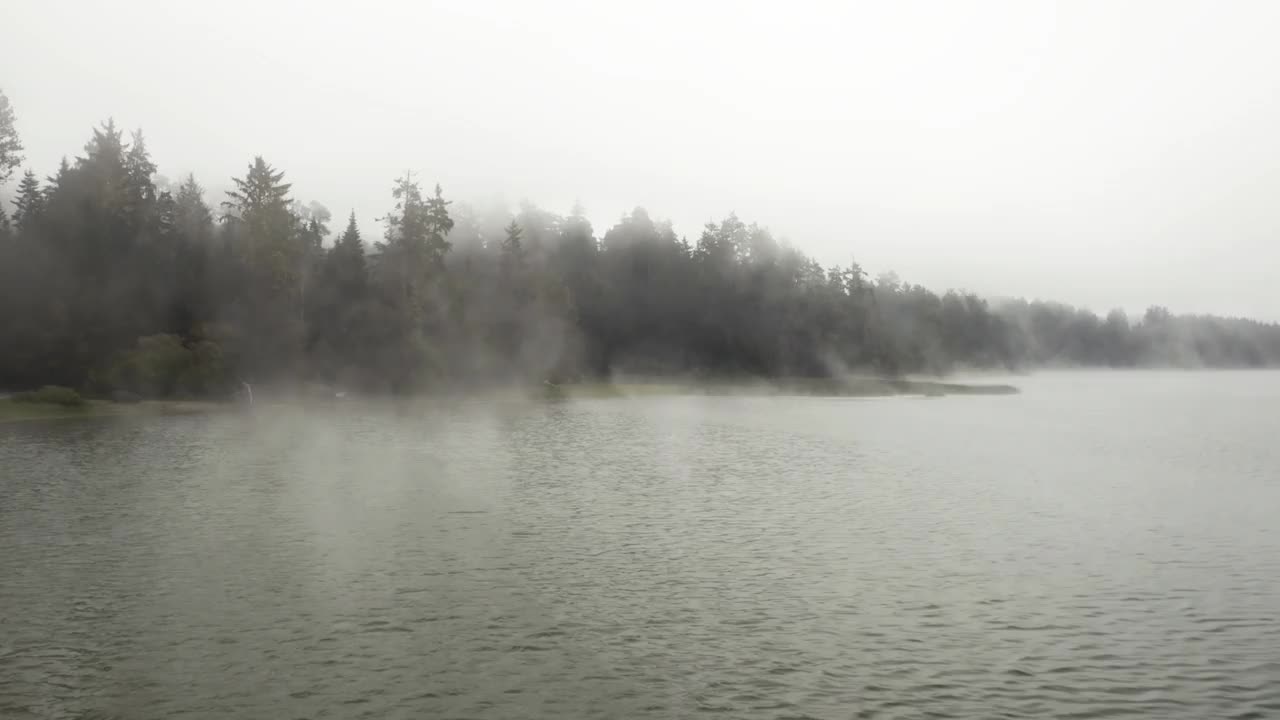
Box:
[3,371,1278,719]
[5,3,1280,718]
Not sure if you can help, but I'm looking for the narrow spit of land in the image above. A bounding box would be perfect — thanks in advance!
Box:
[544,376,1020,399]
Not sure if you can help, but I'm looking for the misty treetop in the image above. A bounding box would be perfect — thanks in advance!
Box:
[1,98,1279,397]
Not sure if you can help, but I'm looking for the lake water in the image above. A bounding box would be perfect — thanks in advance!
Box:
[2,372,1279,719]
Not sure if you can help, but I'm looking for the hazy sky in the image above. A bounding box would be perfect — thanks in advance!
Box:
[4,0,1279,319]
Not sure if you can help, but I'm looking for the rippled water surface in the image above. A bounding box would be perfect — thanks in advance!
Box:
[2,372,1279,719]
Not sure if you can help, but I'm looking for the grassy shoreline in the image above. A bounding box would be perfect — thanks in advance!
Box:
[0,398,228,423]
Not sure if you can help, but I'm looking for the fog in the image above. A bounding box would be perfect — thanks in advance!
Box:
[5,5,1280,713]
[4,0,1279,320]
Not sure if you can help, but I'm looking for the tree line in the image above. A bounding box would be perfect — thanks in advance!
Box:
[1,96,1278,397]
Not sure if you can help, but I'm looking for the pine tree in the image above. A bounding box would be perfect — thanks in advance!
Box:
[371,175,456,388]
[222,156,292,221]
[11,169,43,233]
[156,190,177,237]
[378,175,454,298]
[554,203,598,300]
[336,211,363,249]
[303,211,368,383]
[514,202,560,259]
[425,183,454,262]
[325,212,368,322]
[223,156,299,286]
[0,89,22,186]
[559,203,596,254]
[123,129,158,222]
[62,120,145,256]
[331,211,367,286]
[500,219,524,270]
[79,120,127,179]
[44,157,70,198]
[174,174,213,243]
[221,156,304,378]
[169,177,215,344]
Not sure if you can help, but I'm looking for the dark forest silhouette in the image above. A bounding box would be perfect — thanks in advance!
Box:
[2,97,1278,397]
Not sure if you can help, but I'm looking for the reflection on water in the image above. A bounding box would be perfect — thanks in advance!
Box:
[2,372,1279,719]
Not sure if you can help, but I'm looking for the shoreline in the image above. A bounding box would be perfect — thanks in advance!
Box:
[542,376,1020,399]
[0,377,1019,422]
[0,399,229,423]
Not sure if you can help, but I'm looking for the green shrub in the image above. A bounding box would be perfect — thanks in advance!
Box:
[13,385,86,407]
[100,334,231,399]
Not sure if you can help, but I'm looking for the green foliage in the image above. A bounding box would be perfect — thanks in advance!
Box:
[13,385,86,407]
[100,334,230,399]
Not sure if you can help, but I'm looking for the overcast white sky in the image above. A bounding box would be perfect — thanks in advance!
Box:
[3,0,1279,319]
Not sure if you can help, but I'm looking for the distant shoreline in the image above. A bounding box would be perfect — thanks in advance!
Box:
[543,377,1020,399]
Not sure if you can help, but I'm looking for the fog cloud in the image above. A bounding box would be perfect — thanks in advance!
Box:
[4,0,1279,319]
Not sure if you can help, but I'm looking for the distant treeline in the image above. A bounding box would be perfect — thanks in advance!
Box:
[1,103,1278,397]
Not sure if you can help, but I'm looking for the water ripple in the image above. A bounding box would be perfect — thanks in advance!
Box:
[2,374,1279,718]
